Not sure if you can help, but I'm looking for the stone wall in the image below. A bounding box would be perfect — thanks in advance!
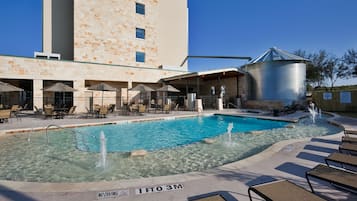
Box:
[74,0,159,67]
[0,55,185,112]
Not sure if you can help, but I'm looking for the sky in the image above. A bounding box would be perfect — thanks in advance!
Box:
[0,0,356,86]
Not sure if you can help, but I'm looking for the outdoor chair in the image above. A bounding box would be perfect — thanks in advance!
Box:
[342,136,357,144]
[163,104,170,114]
[108,104,115,113]
[305,164,357,194]
[138,104,146,113]
[98,106,108,118]
[85,107,95,118]
[248,180,326,201]
[65,106,76,118]
[10,104,21,117]
[34,106,43,115]
[325,152,357,171]
[339,142,357,155]
[44,105,59,119]
[0,109,11,123]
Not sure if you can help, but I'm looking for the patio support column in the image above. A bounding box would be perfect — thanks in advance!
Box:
[236,75,239,96]
[185,80,188,95]
[196,77,200,97]
[73,80,86,113]
[33,79,43,109]
[127,81,132,104]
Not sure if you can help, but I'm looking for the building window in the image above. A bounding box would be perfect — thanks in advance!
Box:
[136,28,145,39]
[136,51,145,62]
[136,3,145,15]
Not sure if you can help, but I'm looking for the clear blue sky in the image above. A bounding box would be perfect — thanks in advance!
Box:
[0,0,356,85]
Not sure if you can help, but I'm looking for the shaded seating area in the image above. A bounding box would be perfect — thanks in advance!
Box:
[248,180,326,201]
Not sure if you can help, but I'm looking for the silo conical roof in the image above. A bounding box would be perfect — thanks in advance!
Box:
[249,47,308,64]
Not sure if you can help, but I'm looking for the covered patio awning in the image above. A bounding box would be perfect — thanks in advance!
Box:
[160,68,247,109]
[161,68,246,82]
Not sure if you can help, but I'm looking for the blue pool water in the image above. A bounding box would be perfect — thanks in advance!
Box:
[75,115,288,152]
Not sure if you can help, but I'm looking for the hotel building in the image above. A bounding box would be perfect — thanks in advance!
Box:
[0,0,189,112]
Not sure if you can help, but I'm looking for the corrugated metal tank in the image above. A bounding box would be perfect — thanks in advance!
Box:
[245,47,307,105]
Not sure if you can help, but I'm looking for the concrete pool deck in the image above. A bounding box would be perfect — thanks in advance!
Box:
[0,109,356,201]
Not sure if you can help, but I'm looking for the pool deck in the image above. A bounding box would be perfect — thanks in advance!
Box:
[0,109,357,201]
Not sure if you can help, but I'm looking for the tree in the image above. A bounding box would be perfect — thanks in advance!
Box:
[294,50,327,87]
[322,55,349,89]
[343,49,357,77]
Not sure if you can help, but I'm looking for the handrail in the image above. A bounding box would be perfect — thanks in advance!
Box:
[45,124,97,151]
[45,124,65,144]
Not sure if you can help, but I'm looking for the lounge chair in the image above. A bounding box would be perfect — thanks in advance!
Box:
[339,142,357,155]
[0,109,11,123]
[248,180,325,201]
[85,107,94,118]
[305,164,357,193]
[325,152,357,170]
[65,106,76,117]
[189,194,227,201]
[342,136,357,144]
[345,129,357,137]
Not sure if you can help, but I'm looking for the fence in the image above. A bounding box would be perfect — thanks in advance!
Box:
[312,88,357,112]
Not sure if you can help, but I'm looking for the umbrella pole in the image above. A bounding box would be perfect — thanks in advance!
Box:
[102,91,104,106]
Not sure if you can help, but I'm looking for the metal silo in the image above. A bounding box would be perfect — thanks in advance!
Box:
[245,47,308,105]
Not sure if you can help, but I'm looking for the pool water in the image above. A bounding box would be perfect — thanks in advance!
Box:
[76,115,288,152]
[0,114,342,182]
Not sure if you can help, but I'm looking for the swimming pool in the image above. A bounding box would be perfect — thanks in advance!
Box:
[76,115,288,152]
[0,114,342,182]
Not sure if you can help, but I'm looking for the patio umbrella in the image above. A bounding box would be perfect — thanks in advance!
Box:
[0,81,24,106]
[42,82,77,107]
[0,81,24,92]
[87,82,117,106]
[129,84,154,93]
[156,85,180,93]
[156,85,180,107]
[129,84,154,104]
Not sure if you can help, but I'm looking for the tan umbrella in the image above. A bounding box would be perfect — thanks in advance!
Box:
[129,84,154,93]
[0,81,23,106]
[43,82,76,92]
[129,84,154,104]
[156,85,180,108]
[0,81,24,92]
[42,82,77,107]
[87,83,117,106]
[156,85,180,92]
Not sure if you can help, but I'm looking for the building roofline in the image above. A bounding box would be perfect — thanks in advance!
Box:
[162,67,246,81]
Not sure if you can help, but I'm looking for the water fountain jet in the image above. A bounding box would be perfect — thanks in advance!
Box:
[97,131,107,169]
[227,122,234,144]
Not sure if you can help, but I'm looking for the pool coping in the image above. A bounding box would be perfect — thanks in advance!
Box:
[0,114,206,136]
[0,111,346,193]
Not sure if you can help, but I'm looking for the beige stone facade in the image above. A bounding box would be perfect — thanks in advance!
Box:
[73,0,188,70]
[0,55,186,112]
